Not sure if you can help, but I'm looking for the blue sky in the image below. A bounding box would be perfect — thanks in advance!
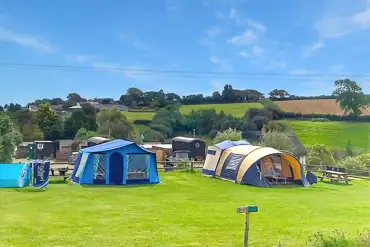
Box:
[0,0,369,105]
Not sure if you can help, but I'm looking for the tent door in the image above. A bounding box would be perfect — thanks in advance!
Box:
[109,152,124,185]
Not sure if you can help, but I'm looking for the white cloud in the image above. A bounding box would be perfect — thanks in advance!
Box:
[209,80,224,92]
[209,56,234,72]
[353,8,370,28]
[229,7,237,19]
[118,32,150,51]
[206,27,222,39]
[238,51,249,58]
[247,19,266,33]
[316,7,370,38]
[302,41,325,57]
[0,27,55,52]
[251,45,264,57]
[228,30,257,45]
[92,62,145,79]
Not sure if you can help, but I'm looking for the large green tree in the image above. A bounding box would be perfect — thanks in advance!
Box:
[97,107,134,139]
[0,114,22,162]
[35,104,57,132]
[332,79,369,116]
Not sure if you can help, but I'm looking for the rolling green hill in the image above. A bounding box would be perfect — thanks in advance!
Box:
[122,104,369,150]
[179,102,263,116]
[280,120,370,149]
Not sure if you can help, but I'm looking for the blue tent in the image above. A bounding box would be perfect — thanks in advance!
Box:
[213,140,250,150]
[70,139,160,185]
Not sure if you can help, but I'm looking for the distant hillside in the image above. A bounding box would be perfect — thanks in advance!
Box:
[276,99,370,116]
[179,102,263,117]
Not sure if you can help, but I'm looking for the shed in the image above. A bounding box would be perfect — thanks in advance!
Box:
[171,137,206,161]
[29,141,59,159]
[141,144,172,161]
[70,139,159,185]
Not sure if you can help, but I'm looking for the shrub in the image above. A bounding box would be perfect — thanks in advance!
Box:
[133,120,152,125]
[265,121,289,132]
[306,230,370,247]
[213,128,243,144]
[307,144,335,170]
[259,131,296,154]
[337,156,365,171]
[312,118,330,122]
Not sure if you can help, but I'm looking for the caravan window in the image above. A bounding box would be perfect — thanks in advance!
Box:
[126,154,150,180]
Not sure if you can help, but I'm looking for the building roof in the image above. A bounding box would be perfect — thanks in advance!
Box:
[87,136,110,144]
[142,144,172,149]
[172,136,203,143]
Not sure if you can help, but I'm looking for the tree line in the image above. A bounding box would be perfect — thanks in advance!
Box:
[3,80,367,112]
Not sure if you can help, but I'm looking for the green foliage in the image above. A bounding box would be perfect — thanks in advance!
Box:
[278,111,370,122]
[345,140,354,157]
[268,89,290,100]
[20,123,43,141]
[265,121,289,132]
[97,107,134,140]
[35,103,57,134]
[213,128,243,144]
[306,230,370,247]
[333,79,369,116]
[259,131,296,153]
[74,127,97,140]
[0,114,22,162]
[307,144,335,167]
[337,153,370,171]
[311,118,330,122]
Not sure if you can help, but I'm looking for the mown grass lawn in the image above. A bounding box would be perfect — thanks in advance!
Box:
[1,172,369,247]
[281,120,370,149]
[180,102,263,117]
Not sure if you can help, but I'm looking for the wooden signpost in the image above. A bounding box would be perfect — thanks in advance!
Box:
[237,205,259,247]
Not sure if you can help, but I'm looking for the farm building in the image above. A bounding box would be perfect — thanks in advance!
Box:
[141,143,172,161]
[202,142,309,187]
[171,137,206,161]
[70,139,159,185]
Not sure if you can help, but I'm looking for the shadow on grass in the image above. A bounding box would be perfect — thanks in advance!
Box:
[49,180,67,184]
[320,181,354,187]
[81,183,158,189]
[15,187,46,193]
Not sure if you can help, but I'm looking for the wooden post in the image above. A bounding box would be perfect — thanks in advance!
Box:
[368,164,370,181]
[244,212,250,247]
[191,161,194,173]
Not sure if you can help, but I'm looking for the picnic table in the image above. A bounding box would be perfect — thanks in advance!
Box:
[50,163,74,181]
[318,170,349,184]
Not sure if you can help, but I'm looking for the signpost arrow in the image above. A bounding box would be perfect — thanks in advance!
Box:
[237,205,259,247]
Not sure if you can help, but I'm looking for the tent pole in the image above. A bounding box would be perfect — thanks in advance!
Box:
[244,212,250,247]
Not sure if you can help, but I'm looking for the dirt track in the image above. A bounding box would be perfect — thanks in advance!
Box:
[276,99,370,116]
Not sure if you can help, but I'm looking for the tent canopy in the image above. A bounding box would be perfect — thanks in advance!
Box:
[202,144,309,187]
[214,140,250,150]
[70,139,159,185]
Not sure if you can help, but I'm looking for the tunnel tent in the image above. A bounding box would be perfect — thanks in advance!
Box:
[70,139,159,185]
[203,144,309,187]
[202,140,250,176]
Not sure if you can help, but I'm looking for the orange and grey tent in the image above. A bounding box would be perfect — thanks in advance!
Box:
[202,143,309,187]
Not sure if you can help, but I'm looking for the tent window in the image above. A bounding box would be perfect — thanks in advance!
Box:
[92,153,106,180]
[207,150,216,155]
[75,153,89,178]
[225,154,245,171]
[261,156,282,177]
[126,154,150,180]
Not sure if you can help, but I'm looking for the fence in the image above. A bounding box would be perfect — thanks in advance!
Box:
[303,164,370,180]
[49,161,370,180]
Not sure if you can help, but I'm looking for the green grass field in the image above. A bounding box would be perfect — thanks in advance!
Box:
[180,102,263,117]
[281,120,370,149]
[122,111,155,121]
[1,173,370,247]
